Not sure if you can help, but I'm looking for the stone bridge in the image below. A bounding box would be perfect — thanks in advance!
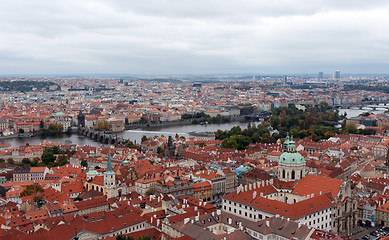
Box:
[78,127,126,145]
[333,102,389,110]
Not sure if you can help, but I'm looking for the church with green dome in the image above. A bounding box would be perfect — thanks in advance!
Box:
[278,134,306,182]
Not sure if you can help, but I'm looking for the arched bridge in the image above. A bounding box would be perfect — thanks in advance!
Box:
[78,127,125,145]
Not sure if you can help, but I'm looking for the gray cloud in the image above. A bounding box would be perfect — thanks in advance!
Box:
[0,0,389,75]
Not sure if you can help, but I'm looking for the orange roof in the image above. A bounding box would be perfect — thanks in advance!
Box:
[377,202,389,214]
[30,167,47,173]
[292,175,343,198]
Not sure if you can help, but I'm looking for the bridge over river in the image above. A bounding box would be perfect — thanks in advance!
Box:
[333,101,389,111]
[77,127,126,145]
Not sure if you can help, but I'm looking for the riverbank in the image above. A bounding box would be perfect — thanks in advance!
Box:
[0,134,18,140]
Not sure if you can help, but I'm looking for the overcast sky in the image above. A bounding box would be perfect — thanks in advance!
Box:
[0,0,389,75]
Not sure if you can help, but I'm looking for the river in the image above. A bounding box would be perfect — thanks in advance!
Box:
[0,105,386,148]
[337,105,387,118]
[0,120,261,148]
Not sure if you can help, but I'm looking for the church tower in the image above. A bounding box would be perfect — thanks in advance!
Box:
[104,148,116,198]
[77,110,85,127]
[278,134,306,182]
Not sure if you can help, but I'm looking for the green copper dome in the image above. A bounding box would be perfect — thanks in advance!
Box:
[279,151,305,164]
[87,165,99,175]
[279,133,304,164]
[55,111,64,117]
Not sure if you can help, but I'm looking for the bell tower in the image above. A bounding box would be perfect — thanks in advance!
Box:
[104,148,116,198]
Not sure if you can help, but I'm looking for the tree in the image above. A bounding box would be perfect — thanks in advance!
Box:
[7,158,14,164]
[40,120,44,129]
[345,124,358,134]
[141,135,148,142]
[199,142,206,148]
[157,146,163,155]
[65,127,72,135]
[221,137,238,149]
[22,158,31,166]
[145,188,155,196]
[0,158,5,163]
[33,196,45,207]
[41,148,56,165]
[116,235,126,240]
[51,146,60,154]
[20,184,44,197]
[56,154,68,166]
[94,120,110,131]
[81,159,88,168]
[19,128,24,133]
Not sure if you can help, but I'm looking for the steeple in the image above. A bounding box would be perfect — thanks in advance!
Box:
[105,147,114,175]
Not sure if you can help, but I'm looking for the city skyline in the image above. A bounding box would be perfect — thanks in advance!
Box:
[1,1,389,75]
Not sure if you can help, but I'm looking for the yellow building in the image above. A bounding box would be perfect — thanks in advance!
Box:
[193,181,212,202]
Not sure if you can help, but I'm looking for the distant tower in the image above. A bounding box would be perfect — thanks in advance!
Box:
[335,70,341,79]
[278,134,306,182]
[230,161,236,173]
[318,72,324,79]
[164,136,176,158]
[77,110,85,127]
[386,147,389,167]
[283,76,288,86]
[104,148,116,198]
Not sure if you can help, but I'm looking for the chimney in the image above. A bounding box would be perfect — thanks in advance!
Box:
[253,191,257,200]
[249,184,252,191]
[266,221,270,227]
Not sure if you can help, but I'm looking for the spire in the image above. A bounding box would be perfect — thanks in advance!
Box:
[283,133,290,151]
[105,147,114,175]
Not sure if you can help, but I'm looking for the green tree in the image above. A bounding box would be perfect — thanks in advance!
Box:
[157,146,163,155]
[42,149,56,165]
[19,128,25,133]
[81,159,88,168]
[116,235,126,240]
[22,158,31,166]
[65,127,72,135]
[40,120,44,129]
[7,158,14,164]
[56,155,68,166]
[199,142,206,148]
[345,124,358,134]
[141,135,148,142]
[33,196,45,207]
[221,137,238,149]
[20,184,44,197]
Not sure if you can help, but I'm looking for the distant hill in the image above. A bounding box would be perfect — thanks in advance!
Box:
[0,81,60,92]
